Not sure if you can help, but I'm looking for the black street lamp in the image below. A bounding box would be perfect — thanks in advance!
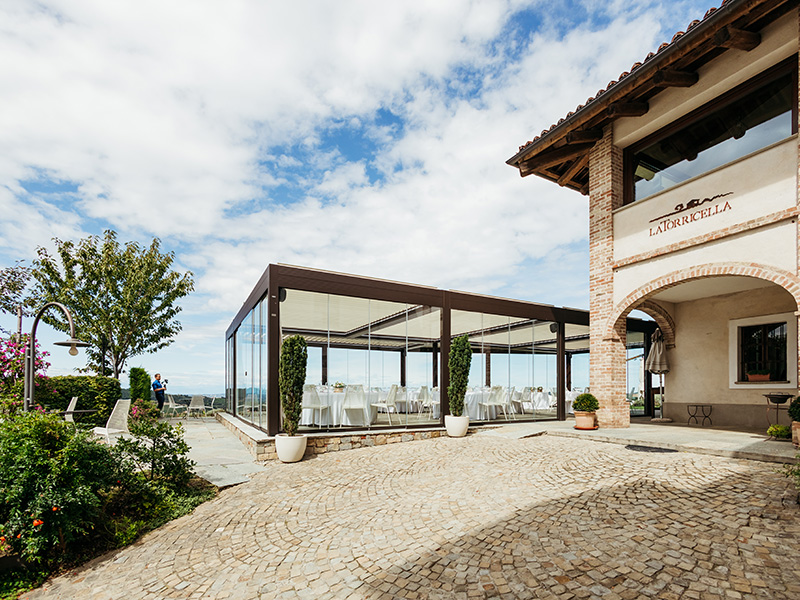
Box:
[23,302,90,411]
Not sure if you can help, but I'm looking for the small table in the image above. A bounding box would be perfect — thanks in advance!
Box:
[764,393,793,426]
[687,404,712,426]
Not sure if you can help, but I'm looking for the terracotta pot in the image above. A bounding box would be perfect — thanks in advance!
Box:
[792,421,800,448]
[574,411,597,430]
[445,414,469,437]
[746,373,771,382]
[275,433,308,463]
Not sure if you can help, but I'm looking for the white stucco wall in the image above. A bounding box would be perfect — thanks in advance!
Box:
[613,136,797,266]
[665,284,797,429]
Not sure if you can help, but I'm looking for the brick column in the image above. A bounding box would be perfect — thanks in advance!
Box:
[588,125,629,428]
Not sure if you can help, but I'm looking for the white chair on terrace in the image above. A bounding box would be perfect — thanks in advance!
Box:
[371,384,398,425]
[93,399,130,443]
[303,384,329,428]
[166,394,187,418]
[340,385,370,427]
[187,395,207,417]
[417,385,435,416]
[516,387,533,415]
[478,386,515,420]
[63,396,78,423]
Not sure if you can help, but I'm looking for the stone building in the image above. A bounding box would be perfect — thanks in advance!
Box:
[507,0,800,429]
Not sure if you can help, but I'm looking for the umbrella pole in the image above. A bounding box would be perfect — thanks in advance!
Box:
[660,373,665,418]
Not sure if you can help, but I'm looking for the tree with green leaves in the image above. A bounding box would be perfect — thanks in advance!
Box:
[279,335,307,436]
[448,335,472,418]
[0,262,36,336]
[128,367,152,402]
[31,230,194,379]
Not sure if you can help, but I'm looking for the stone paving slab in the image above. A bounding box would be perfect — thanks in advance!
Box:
[23,433,800,600]
[180,416,267,488]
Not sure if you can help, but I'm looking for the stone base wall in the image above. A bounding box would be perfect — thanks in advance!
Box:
[216,412,447,462]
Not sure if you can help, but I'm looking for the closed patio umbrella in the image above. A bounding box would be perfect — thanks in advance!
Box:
[645,328,669,418]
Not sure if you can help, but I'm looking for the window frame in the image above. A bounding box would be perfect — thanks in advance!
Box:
[623,56,798,206]
[728,312,797,389]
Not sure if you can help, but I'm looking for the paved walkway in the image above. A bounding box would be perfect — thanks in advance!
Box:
[179,417,266,488]
[25,429,800,599]
[478,419,800,464]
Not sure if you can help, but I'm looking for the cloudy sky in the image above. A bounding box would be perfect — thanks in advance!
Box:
[0,0,714,393]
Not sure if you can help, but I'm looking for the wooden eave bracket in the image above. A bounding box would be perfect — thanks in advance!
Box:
[652,68,699,88]
[713,25,761,51]
[518,142,596,173]
[606,101,649,117]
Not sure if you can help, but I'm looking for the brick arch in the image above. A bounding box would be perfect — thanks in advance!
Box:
[605,262,800,342]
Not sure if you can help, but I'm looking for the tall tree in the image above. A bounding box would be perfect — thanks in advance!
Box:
[0,262,36,336]
[31,230,194,378]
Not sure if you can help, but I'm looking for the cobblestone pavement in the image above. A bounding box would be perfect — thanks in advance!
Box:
[25,435,800,600]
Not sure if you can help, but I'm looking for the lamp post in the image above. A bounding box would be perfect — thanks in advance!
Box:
[23,302,90,411]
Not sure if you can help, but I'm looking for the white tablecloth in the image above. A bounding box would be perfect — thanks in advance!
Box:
[301,389,379,427]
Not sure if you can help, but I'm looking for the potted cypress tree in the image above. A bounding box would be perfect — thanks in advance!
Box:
[446,335,472,437]
[788,396,800,448]
[276,335,308,463]
[573,392,599,430]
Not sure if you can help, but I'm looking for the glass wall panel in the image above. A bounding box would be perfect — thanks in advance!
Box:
[451,309,560,422]
[225,335,234,413]
[278,288,442,431]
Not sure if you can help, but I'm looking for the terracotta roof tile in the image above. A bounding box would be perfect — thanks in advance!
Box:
[517,2,726,154]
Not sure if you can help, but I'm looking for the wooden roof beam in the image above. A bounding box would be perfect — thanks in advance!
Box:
[606,101,649,117]
[652,68,699,88]
[714,25,761,51]
[518,142,596,172]
[557,153,589,187]
[565,129,603,144]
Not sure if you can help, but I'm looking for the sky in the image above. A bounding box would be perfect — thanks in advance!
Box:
[0,0,715,393]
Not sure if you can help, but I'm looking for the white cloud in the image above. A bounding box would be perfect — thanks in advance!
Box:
[0,0,715,391]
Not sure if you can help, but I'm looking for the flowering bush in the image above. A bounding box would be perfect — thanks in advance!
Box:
[0,412,121,564]
[0,335,52,417]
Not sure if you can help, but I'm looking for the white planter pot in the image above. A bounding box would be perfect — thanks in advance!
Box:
[445,414,469,437]
[275,433,308,463]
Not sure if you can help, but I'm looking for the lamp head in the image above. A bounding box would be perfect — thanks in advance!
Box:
[54,337,91,356]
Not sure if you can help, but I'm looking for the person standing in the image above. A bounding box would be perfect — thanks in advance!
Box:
[152,373,167,411]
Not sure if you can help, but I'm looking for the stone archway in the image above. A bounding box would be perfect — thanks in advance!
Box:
[605,262,800,344]
[594,262,800,428]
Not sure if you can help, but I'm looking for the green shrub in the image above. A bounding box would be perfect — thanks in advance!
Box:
[35,375,121,427]
[573,393,599,412]
[115,406,195,490]
[767,424,791,439]
[448,335,472,418]
[128,367,152,403]
[788,396,800,422]
[279,335,307,436]
[0,412,121,565]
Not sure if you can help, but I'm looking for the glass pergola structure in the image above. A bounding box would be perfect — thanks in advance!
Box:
[225,264,656,435]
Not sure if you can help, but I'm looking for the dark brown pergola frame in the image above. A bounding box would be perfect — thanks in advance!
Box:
[225,264,655,435]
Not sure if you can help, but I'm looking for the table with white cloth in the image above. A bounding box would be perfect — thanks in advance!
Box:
[431,389,499,420]
[532,391,551,411]
[300,388,379,427]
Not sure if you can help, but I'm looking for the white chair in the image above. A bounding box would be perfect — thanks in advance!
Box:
[371,384,398,425]
[417,385,435,416]
[165,395,187,418]
[187,395,207,417]
[93,399,131,443]
[516,387,533,415]
[63,396,78,423]
[340,385,369,427]
[303,384,329,428]
[478,386,515,420]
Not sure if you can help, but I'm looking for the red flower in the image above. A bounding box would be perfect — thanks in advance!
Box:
[33,519,43,527]
[52,507,58,511]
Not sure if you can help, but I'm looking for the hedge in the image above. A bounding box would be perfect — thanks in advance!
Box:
[36,376,121,427]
